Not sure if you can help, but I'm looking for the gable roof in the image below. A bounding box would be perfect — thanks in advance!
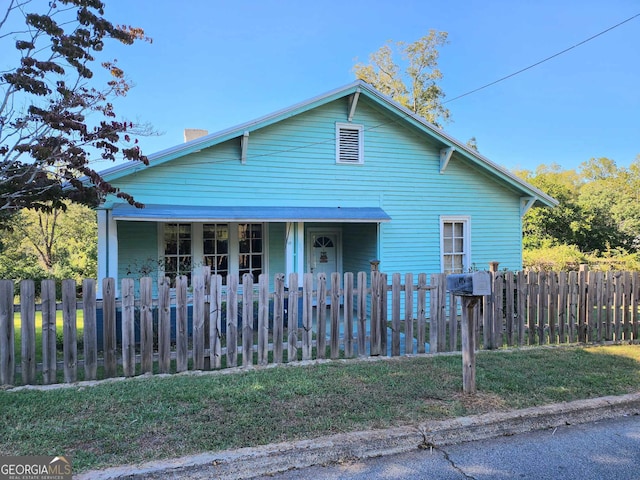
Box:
[100,80,557,208]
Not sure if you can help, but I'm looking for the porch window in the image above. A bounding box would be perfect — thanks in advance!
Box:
[164,223,192,280]
[441,217,470,274]
[203,224,229,280]
[239,223,263,282]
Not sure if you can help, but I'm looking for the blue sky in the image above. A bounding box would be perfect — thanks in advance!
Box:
[100,0,640,173]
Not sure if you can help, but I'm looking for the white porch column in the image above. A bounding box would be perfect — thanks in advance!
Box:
[97,209,118,298]
[285,222,305,288]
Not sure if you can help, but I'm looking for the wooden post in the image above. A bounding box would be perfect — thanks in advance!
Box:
[416,274,427,354]
[302,273,313,361]
[273,273,285,364]
[330,272,341,359]
[405,273,414,355]
[62,279,77,383]
[287,273,298,362]
[210,274,223,369]
[242,274,254,367]
[227,274,238,367]
[121,278,135,377]
[259,273,270,365]
[344,272,354,358]
[158,275,171,373]
[460,296,479,394]
[176,275,188,372]
[192,274,205,370]
[391,273,401,357]
[357,272,367,357]
[316,273,327,359]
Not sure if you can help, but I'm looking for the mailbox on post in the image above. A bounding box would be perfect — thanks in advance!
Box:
[447,270,492,395]
[446,271,491,296]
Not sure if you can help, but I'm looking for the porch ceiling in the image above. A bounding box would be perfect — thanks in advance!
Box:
[110,204,391,223]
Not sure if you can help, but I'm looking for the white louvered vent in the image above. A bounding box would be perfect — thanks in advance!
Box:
[336,123,363,164]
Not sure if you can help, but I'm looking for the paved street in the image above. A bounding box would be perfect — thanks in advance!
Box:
[257,415,640,480]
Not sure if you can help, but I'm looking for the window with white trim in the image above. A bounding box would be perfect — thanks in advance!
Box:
[336,122,364,164]
[164,223,192,281]
[161,222,265,284]
[441,217,470,274]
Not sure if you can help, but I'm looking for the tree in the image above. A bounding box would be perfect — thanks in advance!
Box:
[0,202,97,282]
[0,0,151,223]
[354,30,450,127]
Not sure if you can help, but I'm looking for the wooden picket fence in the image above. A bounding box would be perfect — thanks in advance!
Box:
[0,268,639,387]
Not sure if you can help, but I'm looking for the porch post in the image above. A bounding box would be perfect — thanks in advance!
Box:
[97,209,118,298]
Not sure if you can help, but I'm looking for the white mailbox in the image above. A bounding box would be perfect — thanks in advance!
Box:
[446,271,491,296]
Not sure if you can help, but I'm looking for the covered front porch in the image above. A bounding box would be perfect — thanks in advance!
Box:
[96,204,390,296]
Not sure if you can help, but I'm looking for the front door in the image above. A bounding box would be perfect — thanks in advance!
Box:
[309,233,338,281]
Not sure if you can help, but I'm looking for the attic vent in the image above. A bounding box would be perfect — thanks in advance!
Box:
[336,122,364,164]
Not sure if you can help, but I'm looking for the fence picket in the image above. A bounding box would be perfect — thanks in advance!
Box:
[193,274,205,370]
[417,274,427,354]
[176,275,189,372]
[227,274,238,367]
[158,275,171,373]
[140,277,153,374]
[273,274,285,364]
[102,278,117,378]
[558,272,567,344]
[516,271,526,346]
[62,279,77,383]
[259,274,270,365]
[330,273,341,360]
[242,274,254,368]
[317,273,327,359]
[405,273,414,354]
[20,280,36,385]
[344,272,354,358]
[287,273,298,363]
[41,280,57,384]
[83,279,98,380]
[0,280,14,385]
[505,271,515,347]
[391,273,401,357]
[357,272,367,357]
[210,274,223,368]
[121,278,135,377]
[548,272,558,344]
[302,273,313,361]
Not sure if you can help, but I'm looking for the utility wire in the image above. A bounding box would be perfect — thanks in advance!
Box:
[444,12,640,104]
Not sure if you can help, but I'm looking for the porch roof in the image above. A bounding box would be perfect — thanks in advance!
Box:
[110,204,391,223]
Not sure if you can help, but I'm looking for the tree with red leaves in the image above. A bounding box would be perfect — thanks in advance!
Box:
[0,0,151,223]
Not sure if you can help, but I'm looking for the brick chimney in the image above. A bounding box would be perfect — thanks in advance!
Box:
[183,128,208,142]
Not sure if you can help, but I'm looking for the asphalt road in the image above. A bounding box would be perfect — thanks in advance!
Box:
[256,415,640,480]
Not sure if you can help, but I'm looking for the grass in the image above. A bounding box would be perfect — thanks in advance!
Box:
[1,344,639,473]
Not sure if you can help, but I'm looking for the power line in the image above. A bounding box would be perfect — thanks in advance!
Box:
[444,12,640,104]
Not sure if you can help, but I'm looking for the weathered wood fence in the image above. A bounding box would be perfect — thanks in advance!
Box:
[1,269,639,387]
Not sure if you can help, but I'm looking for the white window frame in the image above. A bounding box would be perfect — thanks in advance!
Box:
[158,222,268,282]
[335,122,364,165]
[440,216,471,274]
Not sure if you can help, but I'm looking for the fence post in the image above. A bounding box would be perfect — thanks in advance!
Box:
[416,274,427,354]
[0,280,14,386]
[20,280,36,385]
[158,275,171,373]
[370,271,381,356]
[430,274,441,354]
[41,280,57,384]
[380,273,388,355]
[461,296,479,394]
[242,274,254,368]
[176,275,189,373]
[83,279,98,380]
[62,279,77,383]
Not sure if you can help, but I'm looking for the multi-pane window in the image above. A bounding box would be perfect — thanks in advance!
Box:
[162,222,264,283]
[239,223,263,282]
[442,219,468,274]
[164,223,192,280]
[203,224,229,280]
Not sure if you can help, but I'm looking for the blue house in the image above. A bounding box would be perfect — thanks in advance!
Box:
[96,81,556,294]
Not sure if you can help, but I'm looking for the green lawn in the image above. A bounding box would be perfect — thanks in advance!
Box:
[0,344,639,473]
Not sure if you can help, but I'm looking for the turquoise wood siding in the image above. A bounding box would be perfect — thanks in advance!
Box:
[112,95,525,279]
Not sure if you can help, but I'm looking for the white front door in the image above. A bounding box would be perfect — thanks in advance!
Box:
[309,233,339,280]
